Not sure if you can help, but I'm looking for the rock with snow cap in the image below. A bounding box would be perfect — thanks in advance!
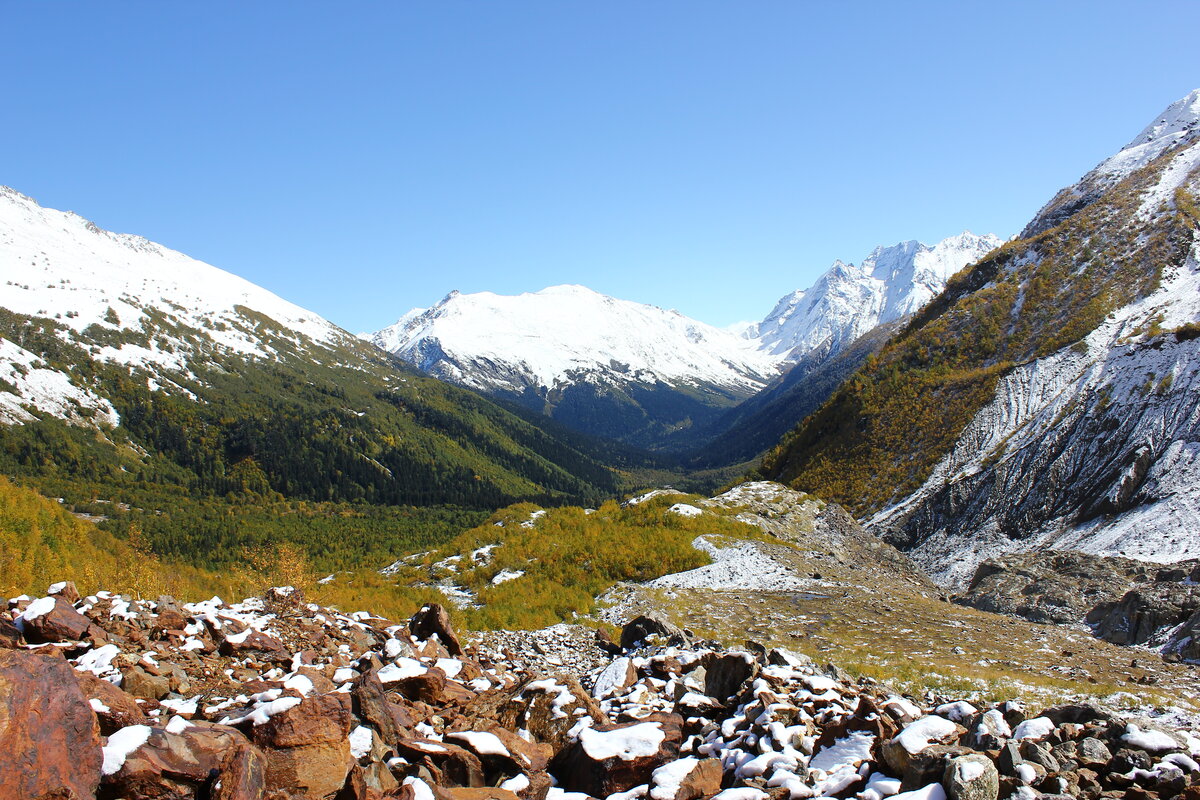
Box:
[394,738,486,788]
[75,668,148,734]
[409,603,464,657]
[0,649,102,800]
[47,580,82,604]
[883,715,964,775]
[18,595,107,644]
[216,625,290,662]
[100,720,266,800]
[353,664,417,745]
[490,675,608,751]
[550,712,684,797]
[943,753,999,800]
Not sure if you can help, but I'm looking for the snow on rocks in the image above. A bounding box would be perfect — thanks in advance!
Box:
[4,580,1200,800]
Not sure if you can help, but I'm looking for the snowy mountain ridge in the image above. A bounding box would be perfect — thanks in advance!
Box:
[369,232,1000,441]
[0,185,356,424]
[369,283,780,396]
[752,231,1002,362]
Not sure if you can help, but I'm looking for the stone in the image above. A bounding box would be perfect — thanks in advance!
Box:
[0,649,102,800]
[75,668,148,734]
[103,720,266,800]
[395,738,485,787]
[217,626,290,662]
[620,614,683,650]
[433,789,522,800]
[898,744,971,791]
[249,693,355,799]
[1018,740,1061,772]
[353,666,416,745]
[944,753,999,800]
[0,613,22,648]
[655,757,722,800]
[492,675,608,751]
[19,596,106,644]
[550,712,684,797]
[702,651,759,703]
[122,665,171,700]
[409,603,463,656]
[48,580,82,604]
[1075,736,1112,766]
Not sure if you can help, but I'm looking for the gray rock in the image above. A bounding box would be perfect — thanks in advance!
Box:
[944,753,999,800]
[620,615,682,650]
[1074,736,1111,767]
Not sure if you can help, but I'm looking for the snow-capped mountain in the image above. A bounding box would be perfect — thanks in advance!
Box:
[753,232,1002,363]
[370,235,999,448]
[369,285,785,448]
[371,284,779,394]
[1024,88,1200,237]
[0,185,356,422]
[0,187,630,506]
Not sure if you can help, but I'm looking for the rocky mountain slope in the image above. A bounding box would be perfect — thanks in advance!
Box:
[762,88,1200,588]
[0,186,626,516]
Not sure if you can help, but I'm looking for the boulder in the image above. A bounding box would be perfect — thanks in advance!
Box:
[591,656,638,700]
[883,715,963,776]
[551,712,684,797]
[18,596,106,644]
[101,720,266,800]
[353,666,416,745]
[0,613,22,648]
[122,665,171,700]
[702,651,759,703]
[250,693,355,800]
[48,580,82,604]
[75,669,148,734]
[495,676,608,751]
[217,626,290,662]
[620,614,682,650]
[944,753,999,800]
[0,649,103,800]
[394,738,486,787]
[650,756,722,800]
[409,603,463,656]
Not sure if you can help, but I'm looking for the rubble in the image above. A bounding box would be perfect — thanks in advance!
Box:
[1,584,1198,800]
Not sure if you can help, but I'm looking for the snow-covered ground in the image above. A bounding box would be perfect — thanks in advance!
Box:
[645,535,813,593]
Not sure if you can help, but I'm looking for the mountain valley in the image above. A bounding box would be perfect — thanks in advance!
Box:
[3,86,1200,800]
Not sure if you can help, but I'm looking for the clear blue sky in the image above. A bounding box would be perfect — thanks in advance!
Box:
[5,2,1199,331]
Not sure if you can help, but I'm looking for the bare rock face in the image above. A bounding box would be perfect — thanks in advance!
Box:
[0,649,103,800]
[409,603,463,656]
[550,712,684,797]
[1088,582,1200,646]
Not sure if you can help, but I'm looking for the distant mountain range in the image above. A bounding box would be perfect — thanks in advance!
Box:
[368,233,1000,449]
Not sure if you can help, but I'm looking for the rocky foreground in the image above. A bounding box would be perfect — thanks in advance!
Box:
[2,583,1199,800]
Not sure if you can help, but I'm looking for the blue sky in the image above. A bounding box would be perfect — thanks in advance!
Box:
[5,2,1199,331]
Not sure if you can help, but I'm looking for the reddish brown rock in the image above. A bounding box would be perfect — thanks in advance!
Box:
[433,788,522,800]
[20,596,107,645]
[395,738,486,787]
[354,666,417,745]
[101,720,266,800]
[0,614,21,648]
[252,692,353,749]
[243,693,355,799]
[409,603,463,656]
[550,713,684,797]
[492,676,608,751]
[48,580,82,604]
[0,649,103,800]
[75,668,148,734]
[217,626,290,662]
[122,665,171,700]
[661,757,722,800]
